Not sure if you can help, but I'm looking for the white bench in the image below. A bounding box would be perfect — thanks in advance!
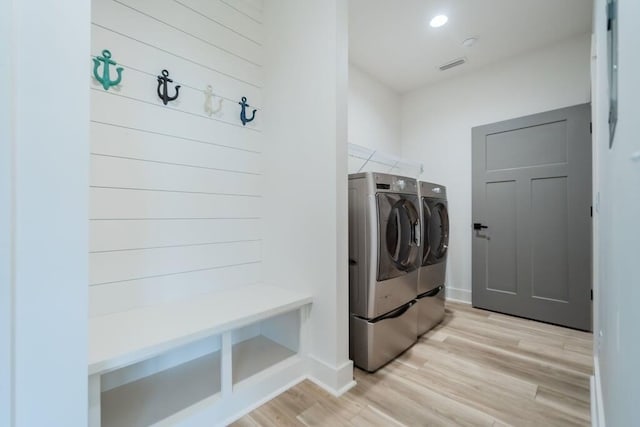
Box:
[88,284,312,426]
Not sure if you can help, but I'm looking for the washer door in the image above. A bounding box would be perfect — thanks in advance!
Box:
[426,199,449,265]
[377,194,420,281]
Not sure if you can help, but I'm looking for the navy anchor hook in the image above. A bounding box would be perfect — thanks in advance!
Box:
[157,69,181,105]
[239,96,256,126]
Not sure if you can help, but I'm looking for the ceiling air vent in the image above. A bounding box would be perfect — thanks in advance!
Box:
[439,57,467,71]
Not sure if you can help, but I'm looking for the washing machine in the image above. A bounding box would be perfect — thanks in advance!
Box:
[416,181,449,335]
[348,172,420,372]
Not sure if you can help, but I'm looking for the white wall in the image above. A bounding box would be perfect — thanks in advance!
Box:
[590,5,607,425]
[5,0,90,425]
[348,64,401,155]
[348,64,408,175]
[263,0,354,394]
[0,0,11,423]
[89,0,264,316]
[592,0,640,425]
[401,33,592,302]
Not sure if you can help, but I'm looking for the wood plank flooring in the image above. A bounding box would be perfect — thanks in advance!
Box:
[232,303,593,426]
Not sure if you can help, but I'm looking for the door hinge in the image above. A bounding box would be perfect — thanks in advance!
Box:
[590,122,592,134]
[590,206,593,217]
[591,289,593,301]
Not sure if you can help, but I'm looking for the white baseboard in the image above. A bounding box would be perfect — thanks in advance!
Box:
[591,356,605,427]
[221,356,355,425]
[445,287,472,304]
[307,355,356,397]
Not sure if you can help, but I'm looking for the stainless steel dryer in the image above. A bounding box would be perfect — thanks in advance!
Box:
[416,181,449,335]
[348,172,420,372]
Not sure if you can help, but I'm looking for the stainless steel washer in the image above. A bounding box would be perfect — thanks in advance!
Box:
[348,172,420,372]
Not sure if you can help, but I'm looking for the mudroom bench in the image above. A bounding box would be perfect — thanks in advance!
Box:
[88,284,312,426]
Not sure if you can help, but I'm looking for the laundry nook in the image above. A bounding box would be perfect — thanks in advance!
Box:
[2,0,639,426]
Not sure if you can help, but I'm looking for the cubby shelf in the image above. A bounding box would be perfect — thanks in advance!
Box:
[233,335,298,388]
[88,284,312,426]
[102,352,222,427]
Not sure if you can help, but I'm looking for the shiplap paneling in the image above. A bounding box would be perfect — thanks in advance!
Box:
[91,24,262,106]
[90,122,263,174]
[90,0,263,316]
[90,240,261,285]
[91,188,261,220]
[219,0,263,23]
[90,262,261,316]
[90,219,261,252]
[176,0,263,44]
[92,91,261,152]
[92,0,262,86]
[116,0,262,65]
[90,155,261,196]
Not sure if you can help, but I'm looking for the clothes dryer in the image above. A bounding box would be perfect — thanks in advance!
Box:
[416,181,449,335]
[348,172,420,372]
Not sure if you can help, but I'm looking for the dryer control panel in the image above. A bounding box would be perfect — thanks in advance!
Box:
[373,173,418,195]
[419,181,447,199]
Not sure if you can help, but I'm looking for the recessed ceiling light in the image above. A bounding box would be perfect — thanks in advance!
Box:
[429,15,448,28]
[462,37,478,47]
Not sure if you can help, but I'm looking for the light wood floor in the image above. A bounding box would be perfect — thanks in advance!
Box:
[232,303,593,426]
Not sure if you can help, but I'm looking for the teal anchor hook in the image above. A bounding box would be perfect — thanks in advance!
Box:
[239,97,256,126]
[92,49,123,91]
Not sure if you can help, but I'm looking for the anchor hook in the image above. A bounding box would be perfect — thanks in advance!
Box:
[157,69,181,105]
[204,85,224,116]
[239,96,257,126]
[92,49,123,91]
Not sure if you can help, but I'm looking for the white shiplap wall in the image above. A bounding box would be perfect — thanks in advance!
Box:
[90,0,264,317]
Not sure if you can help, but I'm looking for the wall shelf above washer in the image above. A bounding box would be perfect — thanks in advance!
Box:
[348,143,423,178]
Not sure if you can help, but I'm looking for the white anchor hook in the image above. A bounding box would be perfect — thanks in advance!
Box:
[204,85,214,116]
[204,85,223,117]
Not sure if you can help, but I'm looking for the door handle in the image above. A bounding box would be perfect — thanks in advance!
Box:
[473,223,488,230]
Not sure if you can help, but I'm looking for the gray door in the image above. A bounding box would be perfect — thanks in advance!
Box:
[472,104,592,331]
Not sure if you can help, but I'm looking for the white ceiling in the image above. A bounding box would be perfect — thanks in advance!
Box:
[349,0,593,93]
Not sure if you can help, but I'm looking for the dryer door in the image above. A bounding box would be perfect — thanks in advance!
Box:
[377,194,420,281]
[426,199,449,265]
